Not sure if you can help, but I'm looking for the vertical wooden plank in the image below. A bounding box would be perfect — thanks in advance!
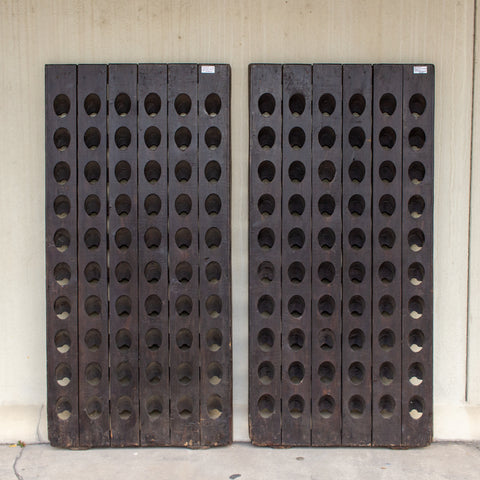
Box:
[371,64,403,446]
[168,64,200,447]
[108,64,139,446]
[248,64,282,446]
[311,64,343,446]
[281,64,312,446]
[45,64,79,448]
[402,64,434,447]
[77,64,109,447]
[137,64,169,445]
[341,64,372,446]
[198,64,232,446]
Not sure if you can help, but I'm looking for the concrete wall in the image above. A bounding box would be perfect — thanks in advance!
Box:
[0,0,479,443]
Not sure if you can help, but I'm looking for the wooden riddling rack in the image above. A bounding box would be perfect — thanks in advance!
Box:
[46,63,232,448]
[248,63,433,447]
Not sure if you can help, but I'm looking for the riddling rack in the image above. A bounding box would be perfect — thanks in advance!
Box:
[248,63,433,447]
[46,64,231,448]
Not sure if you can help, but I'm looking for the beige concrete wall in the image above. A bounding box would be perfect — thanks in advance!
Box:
[0,0,478,443]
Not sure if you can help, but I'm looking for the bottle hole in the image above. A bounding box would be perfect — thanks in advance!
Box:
[289,161,305,182]
[408,195,425,218]
[206,328,222,352]
[379,295,396,316]
[177,362,193,385]
[84,93,101,117]
[115,295,131,318]
[144,193,161,216]
[206,294,222,318]
[379,261,396,283]
[349,127,366,149]
[177,396,193,419]
[348,362,365,385]
[348,262,365,283]
[348,329,365,350]
[289,127,306,149]
[288,362,305,384]
[409,93,427,117]
[205,227,222,249]
[288,395,305,418]
[379,395,396,419]
[258,362,274,385]
[84,127,101,150]
[205,126,222,149]
[288,228,305,250]
[85,362,102,386]
[379,160,396,183]
[84,228,100,250]
[319,93,336,115]
[53,128,70,151]
[409,127,426,150]
[257,295,274,318]
[319,328,334,350]
[378,194,396,216]
[318,227,335,249]
[114,93,131,116]
[85,295,101,317]
[207,362,223,386]
[258,161,275,183]
[349,160,365,183]
[145,328,162,351]
[176,328,193,350]
[409,396,425,420]
[145,295,162,317]
[55,329,71,353]
[84,194,100,216]
[318,127,336,149]
[348,194,365,216]
[349,296,365,316]
[56,363,72,386]
[54,195,70,218]
[206,261,222,283]
[318,395,335,418]
[85,329,101,352]
[258,127,275,149]
[115,228,132,251]
[144,126,161,150]
[318,362,335,384]
[175,127,192,150]
[258,394,275,418]
[174,93,191,116]
[115,262,131,284]
[379,93,396,116]
[117,396,133,420]
[379,127,396,149]
[289,93,305,116]
[115,329,132,351]
[258,328,274,352]
[84,262,101,284]
[115,161,131,184]
[318,261,335,284]
[349,228,366,250]
[258,261,274,284]
[175,295,193,317]
[318,194,335,216]
[205,160,221,182]
[258,227,275,250]
[408,228,425,252]
[144,92,161,116]
[288,261,305,284]
[318,295,335,317]
[54,228,70,252]
[176,160,192,183]
[379,362,395,386]
[56,397,72,421]
[408,362,424,386]
[144,261,161,283]
[408,262,425,285]
[379,329,395,351]
[289,328,305,351]
[54,162,70,184]
[349,94,366,116]
[409,296,425,319]
[408,161,425,184]
[115,194,131,217]
[348,395,365,419]
[176,261,192,283]
[205,93,221,116]
[258,93,276,116]
[54,262,71,286]
[84,161,101,184]
[409,329,424,353]
[146,362,162,385]
[205,194,221,215]
[288,295,305,318]
[175,194,192,216]
[379,228,395,249]
[175,228,192,249]
[146,396,163,420]
[54,296,71,320]
[54,94,70,117]
[288,194,305,216]
[115,127,131,150]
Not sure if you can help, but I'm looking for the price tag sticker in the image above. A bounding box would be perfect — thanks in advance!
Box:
[201,65,215,74]
[413,65,428,74]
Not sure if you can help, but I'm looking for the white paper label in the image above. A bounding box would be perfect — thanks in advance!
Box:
[413,65,428,74]
[201,65,215,74]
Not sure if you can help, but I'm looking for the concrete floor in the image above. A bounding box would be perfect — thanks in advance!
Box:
[1,442,480,480]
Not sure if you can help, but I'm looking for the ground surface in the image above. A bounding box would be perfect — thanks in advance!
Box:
[1,442,480,479]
